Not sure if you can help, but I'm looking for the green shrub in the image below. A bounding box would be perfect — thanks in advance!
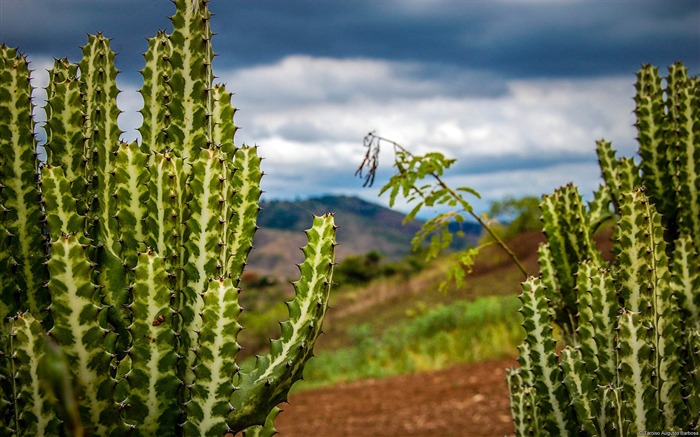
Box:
[304,295,522,388]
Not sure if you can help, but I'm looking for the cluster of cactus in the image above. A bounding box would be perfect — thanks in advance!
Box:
[507,62,699,435]
[0,0,337,435]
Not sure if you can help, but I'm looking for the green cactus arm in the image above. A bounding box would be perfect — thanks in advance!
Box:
[518,277,576,436]
[587,267,619,385]
[114,141,150,269]
[0,45,49,321]
[596,139,622,213]
[79,34,122,253]
[561,184,602,266]
[655,238,687,427]
[657,301,686,428]
[560,347,600,436]
[596,140,642,214]
[75,35,129,361]
[185,277,242,436]
[515,334,534,387]
[616,309,660,433]
[212,84,238,156]
[686,330,700,430]
[649,230,685,428]
[601,384,626,436]
[0,328,13,435]
[95,141,152,371]
[144,153,186,262]
[139,31,174,154]
[6,314,61,436]
[168,0,214,160]
[143,152,190,398]
[636,64,676,230]
[43,58,86,184]
[614,189,664,315]
[615,189,679,427]
[207,84,240,280]
[183,148,237,426]
[615,158,641,202]
[574,260,601,376]
[539,193,576,307]
[44,233,118,435]
[506,367,534,437]
[242,407,281,437]
[670,237,700,427]
[666,63,700,243]
[671,234,700,331]
[120,250,180,434]
[183,148,227,295]
[511,341,544,436]
[182,148,230,394]
[539,184,600,341]
[227,214,336,430]
[536,243,559,305]
[587,183,614,231]
[41,166,84,238]
[143,151,191,410]
[226,146,263,282]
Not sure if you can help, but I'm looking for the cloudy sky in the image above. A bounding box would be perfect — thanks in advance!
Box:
[2,0,699,216]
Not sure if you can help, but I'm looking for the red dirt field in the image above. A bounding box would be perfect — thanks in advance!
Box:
[275,357,518,437]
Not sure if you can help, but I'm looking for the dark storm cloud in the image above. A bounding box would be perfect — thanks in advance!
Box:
[0,1,172,75]
[1,0,697,210]
[2,0,698,81]
[450,149,595,176]
[210,0,699,77]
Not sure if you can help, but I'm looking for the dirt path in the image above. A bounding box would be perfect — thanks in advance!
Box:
[275,358,517,437]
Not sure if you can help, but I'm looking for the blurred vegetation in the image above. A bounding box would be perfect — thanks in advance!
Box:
[238,248,429,357]
[299,295,524,390]
[481,195,541,243]
[332,249,428,287]
[237,194,541,360]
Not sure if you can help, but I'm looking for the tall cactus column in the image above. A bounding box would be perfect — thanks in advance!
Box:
[0,0,337,435]
[507,63,699,435]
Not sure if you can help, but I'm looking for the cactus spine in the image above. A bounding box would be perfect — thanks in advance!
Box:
[508,63,699,435]
[0,0,336,435]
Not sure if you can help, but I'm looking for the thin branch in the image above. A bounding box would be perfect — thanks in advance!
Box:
[357,132,529,278]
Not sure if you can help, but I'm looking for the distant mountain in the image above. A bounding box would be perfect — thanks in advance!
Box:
[247,195,481,279]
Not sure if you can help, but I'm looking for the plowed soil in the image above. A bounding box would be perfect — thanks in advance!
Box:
[275,357,517,437]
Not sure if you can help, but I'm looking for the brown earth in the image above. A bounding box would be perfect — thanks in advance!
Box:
[275,357,517,437]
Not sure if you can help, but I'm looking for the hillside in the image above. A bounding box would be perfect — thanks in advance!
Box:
[272,226,616,436]
[247,195,481,279]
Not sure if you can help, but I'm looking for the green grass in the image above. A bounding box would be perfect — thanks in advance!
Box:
[298,294,523,390]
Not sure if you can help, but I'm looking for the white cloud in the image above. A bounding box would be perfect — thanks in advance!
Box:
[220,55,637,212]
[27,53,639,216]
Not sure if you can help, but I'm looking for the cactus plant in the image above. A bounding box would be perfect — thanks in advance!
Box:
[508,62,699,435]
[0,0,337,435]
